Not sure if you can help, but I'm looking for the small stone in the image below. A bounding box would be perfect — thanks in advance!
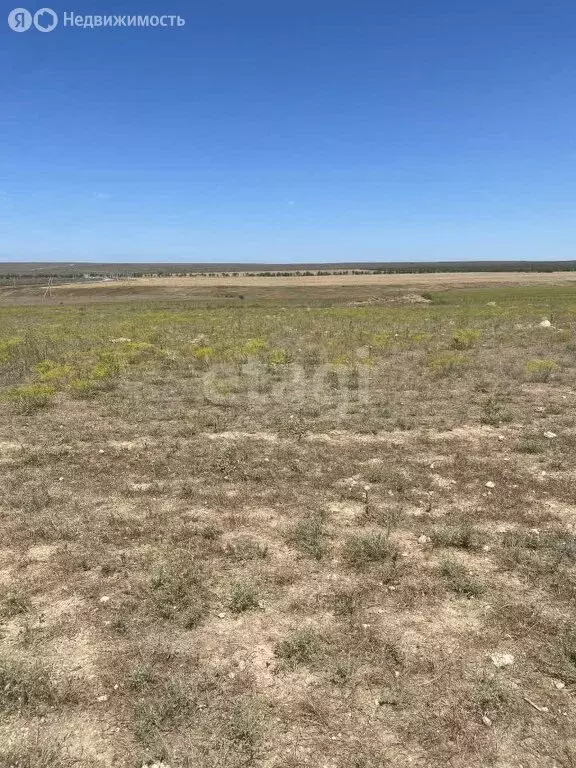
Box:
[539,319,552,328]
[485,481,495,489]
[482,715,492,727]
[130,482,153,492]
[98,449,105,454]
[544,431,558,439]
[418,535,431,545]
[96,695,108,703]
[490,653,515,668]
[498,435,505,442]
[554,680,566,690]
[143,763,171,768]
[218,612,226,619]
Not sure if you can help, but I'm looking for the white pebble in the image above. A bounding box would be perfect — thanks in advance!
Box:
[490,653,515,668]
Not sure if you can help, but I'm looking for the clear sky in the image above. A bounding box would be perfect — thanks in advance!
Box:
[2,0,575,263]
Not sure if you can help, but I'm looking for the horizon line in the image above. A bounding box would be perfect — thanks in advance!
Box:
[1,258,576,267]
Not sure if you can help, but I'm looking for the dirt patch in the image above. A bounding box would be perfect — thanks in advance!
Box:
[2,283,576,767]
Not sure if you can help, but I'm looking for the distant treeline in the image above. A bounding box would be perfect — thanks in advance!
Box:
[0,260,575,281]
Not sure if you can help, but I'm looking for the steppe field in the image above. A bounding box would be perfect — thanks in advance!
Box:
[3,272,576,768]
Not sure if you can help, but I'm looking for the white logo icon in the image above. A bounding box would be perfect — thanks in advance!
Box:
[7,7,58,31]
[8,7,32,31]
[33,7,58,31]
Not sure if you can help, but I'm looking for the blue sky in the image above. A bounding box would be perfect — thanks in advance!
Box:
[2,0,575,263]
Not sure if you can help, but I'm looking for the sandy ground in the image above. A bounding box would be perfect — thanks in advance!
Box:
[60,271,576,291]
[2,285,576,766]
[2,270,575,306]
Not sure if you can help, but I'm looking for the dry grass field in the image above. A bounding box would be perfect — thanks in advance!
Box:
[3,270,576,306]
[56,271,576,290]
[2,274,576,767]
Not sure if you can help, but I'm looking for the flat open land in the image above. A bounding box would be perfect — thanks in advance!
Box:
[64,271,576,288]
[3,270,576,306]
[2,275,576,767]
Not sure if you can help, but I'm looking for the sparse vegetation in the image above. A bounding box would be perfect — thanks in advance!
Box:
[451,329,482,350]
[330,586,364,618]
[146,561,208,628]
[472,676,510,718]
[0,740,82,768]
[481,396,512,426]
[1,277,575,767]
[229,581,261,614]
[431,524,487,551]
[275,630,321,667]
[228,699,264,758]
[225,536,269,561]
[515,436,546,454]
[525,358,560,382]
[4,383,56,412]
[285,512,328,560]
[0,657,64,713]
[427,351,469,376]
[2,590,32,619]
[341,532,399,569]
[440,559,485,597]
